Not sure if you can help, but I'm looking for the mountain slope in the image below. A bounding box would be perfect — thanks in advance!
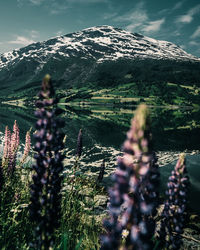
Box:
[0,25,200,98]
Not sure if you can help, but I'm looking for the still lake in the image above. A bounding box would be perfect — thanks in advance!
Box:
[0,103,199,212]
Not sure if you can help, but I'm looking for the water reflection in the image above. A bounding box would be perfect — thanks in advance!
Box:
[0,104,199,211]
[1,104,199,150]
[0,103,200,162]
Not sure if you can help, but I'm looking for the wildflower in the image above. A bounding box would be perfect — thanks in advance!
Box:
[97,159,105,182]
[2,121,20,175]
[9,120,20,174]
[2,126,11,167]
[29,74,65,249]
[0,162,3,191]
[20,129,31,164]
[101,104,160,250]
[122,229,129,239]
[12,120,20,151]
[76,129,82,158]
[159,153,189,249]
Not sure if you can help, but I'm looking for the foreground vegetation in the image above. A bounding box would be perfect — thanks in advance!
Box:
[0,117,104,249]
[0,75,199,249]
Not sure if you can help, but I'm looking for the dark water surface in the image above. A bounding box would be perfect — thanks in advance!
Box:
[0,104,199,212]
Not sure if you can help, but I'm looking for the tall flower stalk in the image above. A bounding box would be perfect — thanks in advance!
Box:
[2,121,20,175]
[76,128,82,159]
[72,128,83,175]
[29,74,65,249]
[2,126,11,167]
[101,104,160,250]
[0,161,3,192]
[158,153,189,249]
[97,159,105,182]
[20,129,31,165]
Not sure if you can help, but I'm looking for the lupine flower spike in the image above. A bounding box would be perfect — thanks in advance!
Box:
[97,159,105,182]
[29,74,65,249]
[0,154,3,191]
[8,120,20,174]
[2,126,11,167]
[159,153,189,249]
[76,128,82,158]
[72,129,83,176]
[2,121,20,175]
[20,129,31,165]
[101,104,160,250]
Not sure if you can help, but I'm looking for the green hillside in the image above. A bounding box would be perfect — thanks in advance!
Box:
[57,81,200,107]
[1,79,200,110]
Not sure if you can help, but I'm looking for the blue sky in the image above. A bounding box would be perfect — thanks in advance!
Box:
[0,0,200,57]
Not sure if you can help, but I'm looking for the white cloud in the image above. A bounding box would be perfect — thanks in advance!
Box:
[48,0,108,15]
[17,0,109,15]
[17,0,45,6]
[27,30,39,39]
[176,4,200,24]
[8,36,35,45]
[103,12,118,20]
[56,30,64,36]
[18,0,108,7]
[29,0,45,5]
[50,3,69,14]
[176,15,192,23]
[115,2,147,22]
[189,41,199,46]
[142,18,165,33]
[125,10,148,31]
[172,30,181,37]
[180,44,186,50]
[189,4,200,15]
[172,0,185,10]
[114,2,148,32]
[67,0,108,2]
[191,26,200,39]
[158,1,185,15]
[113,2,165,35]
[16,0,24,7]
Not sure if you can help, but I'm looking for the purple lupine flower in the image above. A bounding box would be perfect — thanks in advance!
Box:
[76,129,82,158]
[101,104,160,250]
[97,159,105,182]
[29,74,65,249]
[159,153,189,249]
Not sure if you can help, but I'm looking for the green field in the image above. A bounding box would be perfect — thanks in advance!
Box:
[55,81,200,108]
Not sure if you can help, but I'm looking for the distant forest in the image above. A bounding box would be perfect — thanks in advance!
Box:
[91,59,200,87]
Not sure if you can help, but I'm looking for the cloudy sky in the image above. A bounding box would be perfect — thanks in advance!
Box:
[0,0,200,57]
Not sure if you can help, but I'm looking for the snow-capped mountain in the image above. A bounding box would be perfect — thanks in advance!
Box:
[0,25,199,97]
[0,25,199,70]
